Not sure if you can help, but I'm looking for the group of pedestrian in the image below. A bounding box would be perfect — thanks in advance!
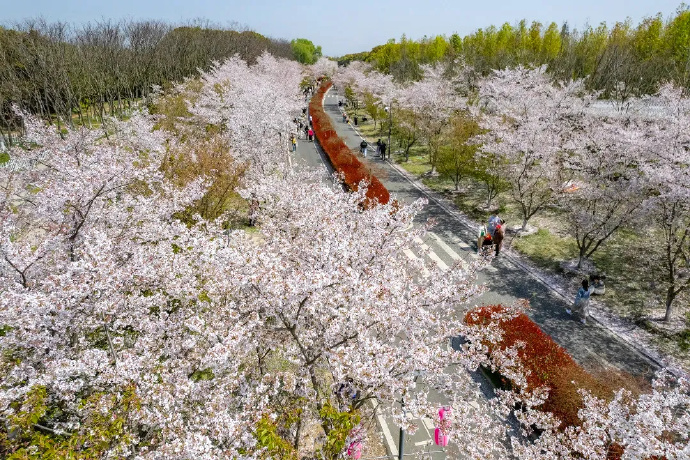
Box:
[303,86,314,101]
[356,138,389,160]
[292,109,315,147]
[301,122,313,142]
[300,125,314,142]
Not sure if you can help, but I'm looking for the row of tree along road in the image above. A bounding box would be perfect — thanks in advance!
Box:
[334,62,690,325]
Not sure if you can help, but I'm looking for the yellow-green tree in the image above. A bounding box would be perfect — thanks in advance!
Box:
[291,38,322,64]
[541,22,561,62]
[665,7,690,84]
[362,91,385,129]
[437,111,482,191]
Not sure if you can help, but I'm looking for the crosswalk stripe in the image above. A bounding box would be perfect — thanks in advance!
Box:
[403,248,430,278]
[446,235,478,260]
[373,405,398,456]
[414,237,449,270]
[428,232,461,261]
[456,239,471,250]
[483,264,499,273]
[422,417,435,430]
[426,232,473,270]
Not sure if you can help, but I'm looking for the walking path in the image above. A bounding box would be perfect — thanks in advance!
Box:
[293,88,666,458]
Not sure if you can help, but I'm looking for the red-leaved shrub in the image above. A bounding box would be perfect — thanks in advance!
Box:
[465,305,612,429]
[309,83,390,205]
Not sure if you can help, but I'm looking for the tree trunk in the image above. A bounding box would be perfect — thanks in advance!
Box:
[577,246,586,269]
[664,287,675,322]
[293,416,302,451]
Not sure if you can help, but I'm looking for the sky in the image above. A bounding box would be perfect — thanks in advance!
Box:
[1,0,684,57]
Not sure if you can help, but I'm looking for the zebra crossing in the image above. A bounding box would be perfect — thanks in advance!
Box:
[402,230,488,277]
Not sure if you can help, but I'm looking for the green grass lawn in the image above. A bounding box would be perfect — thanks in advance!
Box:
[512,228,578,271]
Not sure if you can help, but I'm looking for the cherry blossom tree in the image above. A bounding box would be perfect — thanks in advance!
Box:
[559,115,649,270]
[333,63,400,116]
[511,372,690,460]
[331,61,370,96]
[476,66,588,231]
[233,173,519,457]
[400,65,468,172]
[637,84,690,321]
[183,52,304,177]
[309,57,338,80]
[0,111,232,458]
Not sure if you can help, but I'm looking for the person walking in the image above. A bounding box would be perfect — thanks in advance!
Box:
[360,140,368,158]
[291,135,297,152]
[342,112,347,123]
[354,116,358,126]
[376,139,382,155]
[568,279,592,324]
[308,128,314,142]
[380,141,387,160]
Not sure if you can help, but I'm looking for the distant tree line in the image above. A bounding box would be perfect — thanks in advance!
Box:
[0,19,295,144]
[338,5,690,95]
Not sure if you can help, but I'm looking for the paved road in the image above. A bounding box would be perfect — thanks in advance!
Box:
[290,121,333,181]
[299,89,660,458]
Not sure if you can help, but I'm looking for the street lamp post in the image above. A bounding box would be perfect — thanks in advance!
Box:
[397,372,421,460]
[398,397,405,460]
[385,103,392,161]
